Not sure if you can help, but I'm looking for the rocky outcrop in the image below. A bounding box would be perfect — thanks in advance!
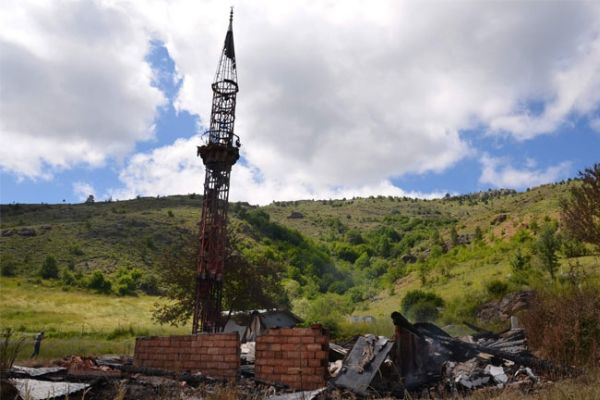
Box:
[287,211,304,219]
[477,291,534,322]
[491,214,508,225]
[401,254,417,264]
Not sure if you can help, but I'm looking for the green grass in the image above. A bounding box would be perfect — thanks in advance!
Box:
[1,181,598,349]
[0,277,189,361]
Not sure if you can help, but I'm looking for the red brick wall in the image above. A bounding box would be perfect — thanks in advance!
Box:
[255,325,329,390]
[134,332,239,380]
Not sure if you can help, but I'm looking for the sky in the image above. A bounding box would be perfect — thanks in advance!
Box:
[1,0,599,205]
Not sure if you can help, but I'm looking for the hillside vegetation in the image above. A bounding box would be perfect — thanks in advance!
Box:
[1,181,599,350]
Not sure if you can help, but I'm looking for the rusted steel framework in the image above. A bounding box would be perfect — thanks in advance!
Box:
[192,10,240,334]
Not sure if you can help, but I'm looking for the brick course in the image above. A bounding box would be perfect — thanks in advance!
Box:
[134,332,239,380]
[255,325,329,390]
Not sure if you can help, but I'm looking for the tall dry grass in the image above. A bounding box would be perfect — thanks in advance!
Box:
[521,286,600,368]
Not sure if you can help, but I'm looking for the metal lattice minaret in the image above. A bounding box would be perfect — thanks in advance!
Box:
[192,9,240,334]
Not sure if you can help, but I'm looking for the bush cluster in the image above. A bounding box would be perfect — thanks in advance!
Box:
[522,287,600,367]
[401,289,444,322]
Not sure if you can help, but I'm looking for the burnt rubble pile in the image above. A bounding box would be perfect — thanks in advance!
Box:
[1,312,575,399]
[332,311,569,397]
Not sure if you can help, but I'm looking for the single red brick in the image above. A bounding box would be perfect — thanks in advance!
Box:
[314,336,328,345]
[305,343,322,351]
[307,358,322,367]
[299,336,315,344]
[294,358,309,367]
[219,346,236,355]
[281,343,299,352]
[223,354,238,362]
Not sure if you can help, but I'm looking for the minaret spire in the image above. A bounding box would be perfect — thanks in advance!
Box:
[192,10,241,334]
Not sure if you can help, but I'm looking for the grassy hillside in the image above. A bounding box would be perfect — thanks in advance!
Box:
[1,181,599,354]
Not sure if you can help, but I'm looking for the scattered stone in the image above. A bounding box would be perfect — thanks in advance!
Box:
[401,254,417,264]
[18,227,36,237]
[287,211,304,219]
[485,365,508,385]
[491,213,508,225]
[477,291,534,322]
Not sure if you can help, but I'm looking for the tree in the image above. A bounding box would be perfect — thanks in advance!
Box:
[561,164,600,250]
[536,223,560,280]
[39,256,59,279]
[85,195,95,204]
[153,231,289,327]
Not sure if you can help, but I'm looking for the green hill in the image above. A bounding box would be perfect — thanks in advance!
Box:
[1,181,599,356]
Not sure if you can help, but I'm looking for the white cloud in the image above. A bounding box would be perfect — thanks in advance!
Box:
[479,155,571,190]
[3,1,600,202]
[134,0,600,192]
[109,134,444,205]
[0,0,165,179]
[109,135,204,200]
[73,181,96,202]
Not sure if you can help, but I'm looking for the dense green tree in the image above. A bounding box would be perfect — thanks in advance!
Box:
[87,271,112,293]
[561,163,600,250]
[153,232,289,327]
[400,289,444,322]
[536,223,561,280]
[39,256,59,279]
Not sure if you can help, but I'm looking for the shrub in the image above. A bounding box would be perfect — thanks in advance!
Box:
[401,289,444,322]
[410,301,440,322]
[114,268,142,296]
[115,275,136,296]
[510,249,530,272]
[562,238,588,258]
[69,245,85,256]
[139,273,161,295]
[39,256,59,279]
[145,236,156,250]
[485,279,509,298]
[474,226,483,242]
[1,256,17,276]
[366,258,388,279]
[522,287,600,367]
[0,328,26,373]
[86,271,112,293]
[61,269,77,286]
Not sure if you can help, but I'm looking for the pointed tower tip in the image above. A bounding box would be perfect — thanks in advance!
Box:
[229,7,233,26]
